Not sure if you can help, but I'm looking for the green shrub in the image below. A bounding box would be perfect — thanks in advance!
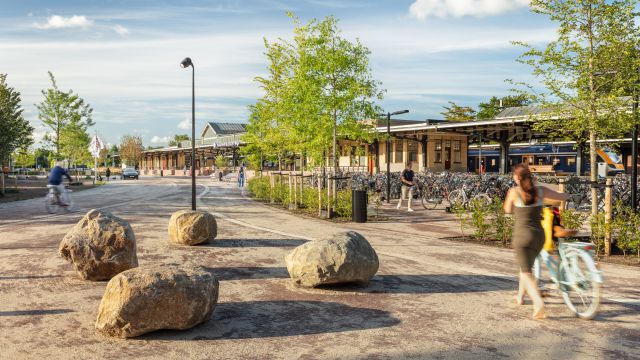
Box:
[451,202,469,238]
[334,189,352,219]
[590,211,609,256]
[247,176,270,200]
[612,202,640,257]
[469,198,492,242]
[490,197,514,246]
[559,208,588,232]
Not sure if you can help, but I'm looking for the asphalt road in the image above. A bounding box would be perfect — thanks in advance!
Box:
[0,176,638,360]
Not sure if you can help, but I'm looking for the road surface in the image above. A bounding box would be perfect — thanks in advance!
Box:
[0,177,638,359]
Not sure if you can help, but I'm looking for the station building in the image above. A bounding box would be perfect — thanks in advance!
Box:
[141,105,638,176]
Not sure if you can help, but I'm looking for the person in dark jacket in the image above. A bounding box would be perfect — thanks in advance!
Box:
[48,161,72,206]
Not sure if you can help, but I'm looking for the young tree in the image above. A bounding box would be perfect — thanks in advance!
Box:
[514,0,639,215]
[476,94,532,119]
[440,101,476,121]
[168,134,190,147]
[37,71,94,159]
[0,74,33,195]
[119,135,144,168]
[292,14,384,172]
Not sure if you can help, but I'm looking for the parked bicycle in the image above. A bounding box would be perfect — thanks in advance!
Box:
[45,185,74,214]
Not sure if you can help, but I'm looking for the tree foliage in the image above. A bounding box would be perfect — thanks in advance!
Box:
[119,135,144,167]
[243,14,384,169]
[168,134,190,147]
[513,0,640,214]
[37,71,94,161]
[440,101,476,122]
[0,74,33,167]
[476,94,532,119]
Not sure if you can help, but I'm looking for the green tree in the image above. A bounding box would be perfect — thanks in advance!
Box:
[513,0,639,215]
[37,71,94,159]
[168,134,190,147]
[215,154,228,169]
[476,94,532,119]
[0,74,33,195]
[244,14,384,175]
[13,148,35,169]
[119,135,144,167]
[440,101,476,122]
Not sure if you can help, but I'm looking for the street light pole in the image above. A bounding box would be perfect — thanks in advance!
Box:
[386,112,391,203]
[181,57,196,211]
[632,89,638,212]
[379,110,409,203]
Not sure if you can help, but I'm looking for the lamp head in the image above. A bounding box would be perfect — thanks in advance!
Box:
[391,110,409,116]
[180,57,193,68]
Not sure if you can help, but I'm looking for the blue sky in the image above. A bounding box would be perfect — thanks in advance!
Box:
[0,0,554,148]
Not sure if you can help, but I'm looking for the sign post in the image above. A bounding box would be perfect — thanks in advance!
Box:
[89,135,104,185]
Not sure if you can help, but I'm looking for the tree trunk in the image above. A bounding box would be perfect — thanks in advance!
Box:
[1,170,5,197]
[590,131,598,216]
[587,4,598,217]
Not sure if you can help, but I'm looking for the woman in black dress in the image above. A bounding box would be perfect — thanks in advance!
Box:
[504,164,568,319]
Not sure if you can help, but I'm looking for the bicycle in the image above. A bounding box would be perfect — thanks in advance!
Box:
[45,185,74,214]
[532,218,602,319]
[447,182,492,209]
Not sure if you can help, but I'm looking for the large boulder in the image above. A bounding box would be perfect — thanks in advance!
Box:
[59,209,138,281]
[168,210,217,245]
[285,231,379,288]
[95,265,219,338]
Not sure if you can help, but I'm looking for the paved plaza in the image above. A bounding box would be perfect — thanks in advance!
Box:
[0,177,638,359]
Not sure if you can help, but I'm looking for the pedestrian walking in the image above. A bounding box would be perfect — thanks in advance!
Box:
[105,167,111,181]
[503,163,568,319]
[183,165,187,176]
[397,162,416,212]
[237,166,245,187]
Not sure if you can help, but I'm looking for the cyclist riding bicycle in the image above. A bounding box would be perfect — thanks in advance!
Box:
[48,161,72,206]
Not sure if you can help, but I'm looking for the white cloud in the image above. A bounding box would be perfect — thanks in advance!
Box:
[409,0,529,20]
[113,24,129,35]
[150,135,171,144]
[177,118,191,130]
[33,15,93,29]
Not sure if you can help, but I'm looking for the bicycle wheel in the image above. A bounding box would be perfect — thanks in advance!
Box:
[45,194,59,214]
[421,189,441,210]
[471,193,492,207]
[558,249,601,319]
[448,189,465,208]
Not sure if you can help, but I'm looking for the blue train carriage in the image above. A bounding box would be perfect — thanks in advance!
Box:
[468,144,625,175]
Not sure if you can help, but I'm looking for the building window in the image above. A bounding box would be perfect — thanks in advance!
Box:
[453,140,461,163]
[408,141,418,162]
[568,158,576,166]
[434,140,442,163]
[395,141,403,163]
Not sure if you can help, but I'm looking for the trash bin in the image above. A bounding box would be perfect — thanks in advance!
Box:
[352,190,367,223]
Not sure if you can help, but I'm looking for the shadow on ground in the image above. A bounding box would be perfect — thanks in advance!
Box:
[315,274,515,294]
[206,238,307,248]
[140,300,400,341]
[205,266,289,281]
[0,309,74,316]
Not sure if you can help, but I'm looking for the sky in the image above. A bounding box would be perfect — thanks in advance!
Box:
[0,0,555,148]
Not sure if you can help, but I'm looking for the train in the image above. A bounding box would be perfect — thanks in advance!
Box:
[467,143,626,175]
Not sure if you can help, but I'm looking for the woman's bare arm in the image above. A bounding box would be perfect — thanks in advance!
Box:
[541,186,569,202]
[504,188,515,214]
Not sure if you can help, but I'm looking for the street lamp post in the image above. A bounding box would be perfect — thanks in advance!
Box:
[180,57,196,211]
[632,89,638,212]
[379,110,409,203]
